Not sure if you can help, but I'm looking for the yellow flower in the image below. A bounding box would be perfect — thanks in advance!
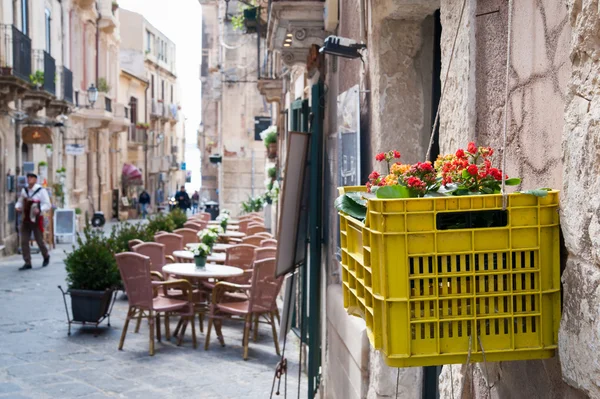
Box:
[390,163,411,176]
[383,174,398,185]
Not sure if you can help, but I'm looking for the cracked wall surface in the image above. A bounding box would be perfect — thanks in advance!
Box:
[559,0,600,397]
[437,0,591,398]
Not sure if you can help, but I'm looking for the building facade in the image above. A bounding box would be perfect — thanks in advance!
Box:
[199,0,271,216]
[119,8,184,206]
[259,0,600,398]
[0,0,131,253]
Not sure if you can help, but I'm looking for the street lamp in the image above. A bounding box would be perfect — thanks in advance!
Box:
[87,84,98,108]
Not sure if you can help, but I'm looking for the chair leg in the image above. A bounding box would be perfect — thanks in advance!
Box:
[270,312,281,356]
[135,311,143,333]
[148,310,155,356]
[204,317,213,350]
[215,319,225,347]
[165,314,171,340]
[174,318,183,337]
[190,316,197,349]
[177,318,188,347]
[156,314,162,343]
[118,306,133,350]
[198,313,204,333]
[253,314,259,342]
[274,308,281,325]
[243,314,251,360]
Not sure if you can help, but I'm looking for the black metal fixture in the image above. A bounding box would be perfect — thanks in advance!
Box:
[319,36,367,59]
[209,154,222,164]
[87,83,98,108]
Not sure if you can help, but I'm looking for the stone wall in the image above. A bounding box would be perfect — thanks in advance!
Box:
[436,0,591,398]
[559,0,600,397]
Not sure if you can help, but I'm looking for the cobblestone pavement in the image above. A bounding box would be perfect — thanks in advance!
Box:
[0,230,307,398]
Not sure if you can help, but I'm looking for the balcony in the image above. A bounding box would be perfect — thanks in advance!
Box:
[98,0,118,33]
[150,100,164,120]
[168,103,179,123]
[0,25,33,103]
[257,77,283,103]
[266,1,326,66]
[62,67,73,103]
[128,125,147,144]
[109,102,131,133]
[72,92,113,129]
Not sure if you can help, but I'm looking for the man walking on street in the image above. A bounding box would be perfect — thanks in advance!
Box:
[139,189,151,219]
[15,173,51,270]
[175,185,190,211]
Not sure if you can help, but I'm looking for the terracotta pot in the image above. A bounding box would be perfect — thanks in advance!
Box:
[267,143,277,159]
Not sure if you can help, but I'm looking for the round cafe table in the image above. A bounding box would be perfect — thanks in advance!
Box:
[219,231,246,239]
[208,220,240,225]
[173,250,226,264]
[162,263,243,279]
[187,243,233,253]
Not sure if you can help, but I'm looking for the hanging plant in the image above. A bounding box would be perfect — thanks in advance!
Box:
[29,70,44,88]
[97,77,110,93]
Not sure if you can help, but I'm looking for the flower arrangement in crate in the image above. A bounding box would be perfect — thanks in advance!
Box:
[191,243,211,268]
[216,213,230,231]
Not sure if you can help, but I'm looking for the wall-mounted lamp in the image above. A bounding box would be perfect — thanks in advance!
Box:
[319,36,367,59]
[87,84,99,108]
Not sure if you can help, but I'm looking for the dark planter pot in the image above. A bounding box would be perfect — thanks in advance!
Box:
[209,154,222,164]
[244,7,258,29]
[267,143,277,159]
[69,289,114,323]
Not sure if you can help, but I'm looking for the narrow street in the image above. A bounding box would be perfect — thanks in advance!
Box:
[0,242,305,399]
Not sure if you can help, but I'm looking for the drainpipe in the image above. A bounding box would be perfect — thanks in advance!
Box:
[144,84,149,188]
[95,3,101,213]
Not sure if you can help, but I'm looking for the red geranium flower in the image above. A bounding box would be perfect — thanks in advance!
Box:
[368,170,380,180]
[467,164,479,176]
[467,142,477,154]
[375,153,386,162]
[455,149,465,158]
[393,150,401,159]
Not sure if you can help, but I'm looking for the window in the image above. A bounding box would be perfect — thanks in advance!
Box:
[151,74,154,98]
[161,80,164,100]
[45,8,51,53]
[170,85,173,103]
[146,30,151,52]
[129,96,138,124]
[21,0,29,35]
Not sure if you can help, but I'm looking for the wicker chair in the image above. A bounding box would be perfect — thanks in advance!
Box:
[154,233,183,261]
[238,219,250,234]
[173,228,200,246]
[247,224,267,236]
[255,232,273,238]
[184,221,207,231]
[205,258,281,359]
[115,252,196,355]
[254,247,276,261]
[241,235,264,247]
[260,239,277,248]
[128,239,144,250]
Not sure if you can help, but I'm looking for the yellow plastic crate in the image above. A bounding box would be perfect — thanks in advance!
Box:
[338,186,560,367]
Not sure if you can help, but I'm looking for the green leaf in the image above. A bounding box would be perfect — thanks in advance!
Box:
[370,186,380,195]
[481,187,493,194]
[520,189,549,197]
[335,194,367,220]
[462,169,471,179]
[453,188,470,196]
[376,185,411,199]
[346,191,367,207]
[504,178,521,186]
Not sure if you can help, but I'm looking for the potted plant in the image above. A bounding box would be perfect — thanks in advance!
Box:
[261,126,278,159]
[97,77,110,93]
[217,213,230,231]
[267,166,277,181]
[191,243,211,268]
[197,228,219,248]
[112,1,119,13]
[62,225,121,325]
[29,70,44,89]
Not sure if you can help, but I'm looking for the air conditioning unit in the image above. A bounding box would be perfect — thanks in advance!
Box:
[324,0,339,32]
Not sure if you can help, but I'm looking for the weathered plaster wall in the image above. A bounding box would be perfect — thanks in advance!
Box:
[559,0,600,397]
[437,0,587,398]
[439,0,477,153]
